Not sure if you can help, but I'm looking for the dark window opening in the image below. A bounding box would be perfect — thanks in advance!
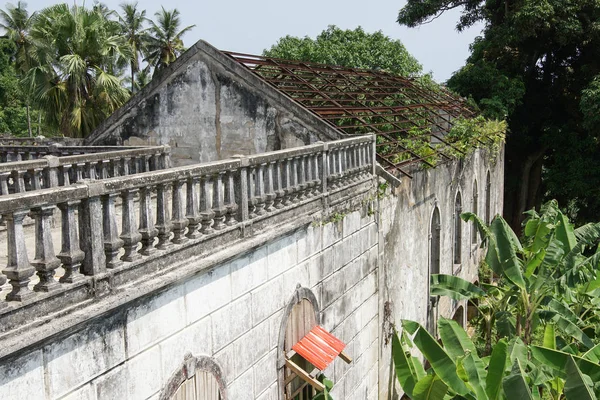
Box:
[454,192,462,267]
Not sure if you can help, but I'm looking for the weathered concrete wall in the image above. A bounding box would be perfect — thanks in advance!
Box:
[0,206,379,400]
[85,41,342,166]
[375,147,505,399]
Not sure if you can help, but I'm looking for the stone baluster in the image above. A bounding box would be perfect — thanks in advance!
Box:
[200,175,215,233]
[102,194,123,268]
[58,201,85,283]
[2,210,35,301]
[60,165,72,186]
[160,146,171,169]
[0,172,9,195]
[85,162,96,180]
[264,162,276,212]
[292,157,302,201]
[224,170,238,226]
[11,170,26,193]
[155,183,173,250]
[232,156,249,223]
[121,157,131,177]
[282,158,293,206]
[337,148,344,185]
[297,156,307,201]
[0,271,6,308]
[30,168,42,190]
[311,153,321,195]
[247,168,257,219]
[100,161,110,179]
[31,206,61,292]
[79,182,106,275]
[273,160,285,209]
[305,154,316,196]
[110,159,120,178]
[254,164,266,215]
[74,163,84,183]
[120,189,142,262]
[185,177,202,239]
[171,179,189,244]
[212,172,228,230]
[138,186,157,256]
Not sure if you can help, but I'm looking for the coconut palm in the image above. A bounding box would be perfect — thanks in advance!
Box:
[0,1,36,136]
[119,2,148,93]
[26,3,132,137]
[145,7,195,72]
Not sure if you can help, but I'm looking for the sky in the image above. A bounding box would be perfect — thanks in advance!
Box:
[19,0,484,82]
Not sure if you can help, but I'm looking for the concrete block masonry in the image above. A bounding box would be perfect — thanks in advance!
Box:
[0,138,503,399]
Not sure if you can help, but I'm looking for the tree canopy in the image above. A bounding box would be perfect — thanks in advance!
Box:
[398,0,600,227]
[264,25,423,77]
[0,1,195,138]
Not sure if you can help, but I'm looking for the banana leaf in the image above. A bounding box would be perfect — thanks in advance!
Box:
[564,355,597,400]
[502,359,533,400]
[430,274,486,300]
[485,339,508,400]
[412,375,449,400]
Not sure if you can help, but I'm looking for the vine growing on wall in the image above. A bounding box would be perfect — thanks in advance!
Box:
[390,116,506,168]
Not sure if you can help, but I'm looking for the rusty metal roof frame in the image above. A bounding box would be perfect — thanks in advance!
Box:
[222,51,479,178]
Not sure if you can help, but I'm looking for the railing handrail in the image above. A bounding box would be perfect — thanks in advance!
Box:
[0,134,376,333]
[0,145,169,174]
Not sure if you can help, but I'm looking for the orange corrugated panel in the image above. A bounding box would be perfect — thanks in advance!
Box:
[292,325,346,371]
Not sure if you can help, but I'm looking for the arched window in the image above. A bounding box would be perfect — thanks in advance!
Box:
[471,180,478,244]
[278,288,320,400]
[428,207,441,334]
[430,207,441,276]
[160,354,226,400]
[485,171,491,224]
[454,192,462,268]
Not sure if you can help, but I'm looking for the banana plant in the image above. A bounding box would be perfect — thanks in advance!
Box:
[454,201,600,349]
[393,318,600,399]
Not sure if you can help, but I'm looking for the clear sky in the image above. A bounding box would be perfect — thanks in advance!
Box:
[18,0,483,82]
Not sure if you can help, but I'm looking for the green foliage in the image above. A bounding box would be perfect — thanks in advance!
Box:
[390,116,506,168]
[264,25,422,77]
[0,1,195,138]
[398,0,600,227]
[397,200,600,398]
[312,374,334,400]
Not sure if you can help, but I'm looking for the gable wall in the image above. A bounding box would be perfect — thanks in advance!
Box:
[85,41,342,166]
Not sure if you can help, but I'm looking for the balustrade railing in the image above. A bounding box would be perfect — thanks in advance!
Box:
[0,144,150,162]
[0,135,375,309]
[0,145,171,196]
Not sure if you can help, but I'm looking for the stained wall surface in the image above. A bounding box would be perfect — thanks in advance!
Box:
[85,41,341,166]
[376,147,504,398]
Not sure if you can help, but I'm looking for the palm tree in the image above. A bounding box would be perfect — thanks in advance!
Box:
[145,7,195,72]
[26,3,132,137]
[0,1,36,136]
[119,2,148,93]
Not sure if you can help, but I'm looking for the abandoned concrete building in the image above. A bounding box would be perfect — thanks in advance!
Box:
[0,40,503,400]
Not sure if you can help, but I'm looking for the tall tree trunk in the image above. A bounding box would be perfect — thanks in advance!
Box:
[26,103,32,137]
[506,146,547,232]
[131,62,135,94]
[37,112,41,136]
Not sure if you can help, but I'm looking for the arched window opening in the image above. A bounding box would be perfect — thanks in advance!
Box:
[471,180,478,245]
[453,305,465,328]
[160,354,226,400]
[485,171,491,224]
[278,288,350,400]
[454,192,462,268]
[280,290,319,400]
[428,207,441,335]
